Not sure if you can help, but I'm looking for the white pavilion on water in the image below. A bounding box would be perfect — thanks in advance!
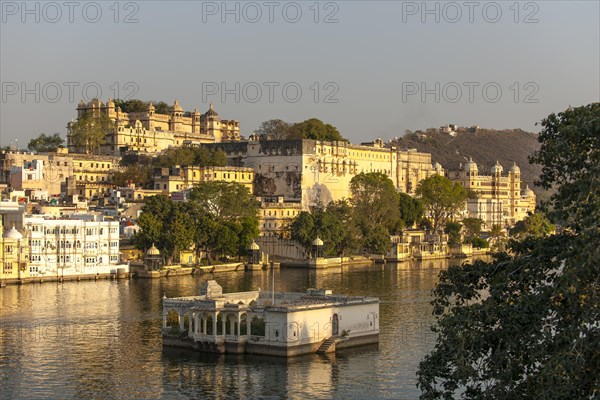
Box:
[161,280,379,357]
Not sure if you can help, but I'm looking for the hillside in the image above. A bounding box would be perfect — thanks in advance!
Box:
[392,128,549,202]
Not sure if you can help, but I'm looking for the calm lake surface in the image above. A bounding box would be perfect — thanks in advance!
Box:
[0,259,474,399]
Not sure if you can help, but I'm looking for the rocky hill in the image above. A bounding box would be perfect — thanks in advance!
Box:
[391,127,549,202]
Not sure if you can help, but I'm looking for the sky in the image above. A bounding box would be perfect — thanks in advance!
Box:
[0,0,598,147]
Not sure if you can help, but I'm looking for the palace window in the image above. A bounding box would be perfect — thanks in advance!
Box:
[3,263,12,273]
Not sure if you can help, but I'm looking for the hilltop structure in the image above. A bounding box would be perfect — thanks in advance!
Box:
[67,99,241,156]
[448,159,536,229]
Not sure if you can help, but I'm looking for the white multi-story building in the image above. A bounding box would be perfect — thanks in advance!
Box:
[24,214,126,277]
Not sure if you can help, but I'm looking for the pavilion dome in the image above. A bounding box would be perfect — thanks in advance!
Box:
[4,226,23,240]
[204,103,219,117]
[172,99,183,112]
[312,237,324,246]
[522,185,535,198]
[491,161,504,174]
[248,241,260,251]
[146,244,161,256]
[464,157,478,172]
[509,162,520,174]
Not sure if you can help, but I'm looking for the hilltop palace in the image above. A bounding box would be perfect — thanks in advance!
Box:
[67,98,241,156]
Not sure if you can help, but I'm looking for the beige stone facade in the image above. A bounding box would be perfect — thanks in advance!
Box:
[448,159,536,229]
[0,216,30,282]
[206,138,441,209]
[153,165,254,194]
[1,149,118,200]
[67,153,120,199]
[67,99,240,156]
[1,150,73,197]
[258,196,302,237]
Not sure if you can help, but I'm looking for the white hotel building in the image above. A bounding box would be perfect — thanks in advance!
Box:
[24,214,127,278]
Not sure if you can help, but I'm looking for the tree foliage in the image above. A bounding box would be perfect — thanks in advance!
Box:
[256,118,346,142]
[116,146,227,189]
[399,192,424,228]
[135,182,259,263]
[112,164,152,188]
[461,217,484,241]
[289,118,345,141]
[350,172,401,253]
[350,172,401,232]
[69,111,111,154]
[153,147,227,168]
[509,212,555,238]
[417,103,600,399]
[290,200,360,256]
[113,99,172,114]
[27,133,64,152]
[256,119,294,140]
[416,175,467,233]
[188,182,259,258]
[444,221,462,245]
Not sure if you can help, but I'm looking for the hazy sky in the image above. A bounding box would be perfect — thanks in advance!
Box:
[1,0,598,147]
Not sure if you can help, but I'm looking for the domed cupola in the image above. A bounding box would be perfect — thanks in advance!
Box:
[204,102,219,118]
[4,225,23,240]
[509,162,520,174]
[522,185,535,198]
[491,160,503,175]
[465,157,478,171]
[146,243,161,256]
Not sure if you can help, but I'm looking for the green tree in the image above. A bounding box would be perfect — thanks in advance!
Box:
[470,236,489,249]
[350,172,400,253]
[444,221,462,245]
[165,203,195,262]
[27,133,64,152]
[461,217,483,241]
[326,200,361,256]
[134,195,174,258]
[113,99,148,113]
[256,119,293,140]
[112,164,152,188]
[289,118,346,141]
[415,175,467,234]
[154,147,196,167]
[417,103,600,399]
[509,212,555,238]
[113,99,173,114]
[69,111,111,154]
[290,200,359,256]
[350,172,401,232]
[256,118,347,142]
[362,224,392,255]
[290,211,315,249]
[188,182,259,260]
[153,147,227,168]
[398,192,424,228]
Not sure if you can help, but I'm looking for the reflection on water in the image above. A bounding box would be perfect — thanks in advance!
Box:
[0,258,478,399]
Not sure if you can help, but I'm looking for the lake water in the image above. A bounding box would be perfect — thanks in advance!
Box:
[0,259,470,399]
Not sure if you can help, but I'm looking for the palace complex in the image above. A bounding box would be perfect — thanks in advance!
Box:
[205,138,443,209]
[0,99,539,285]
[67,99,241,156]
[448,158,536,229]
